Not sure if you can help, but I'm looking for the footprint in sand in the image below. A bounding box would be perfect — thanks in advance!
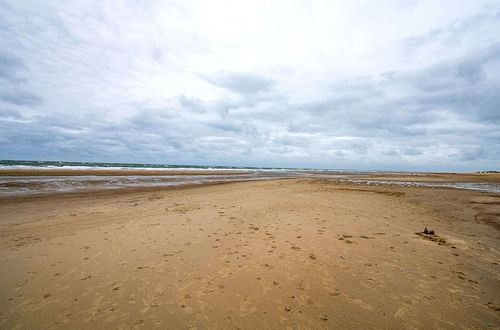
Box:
[394,299,414,318]
[329,290,341,296]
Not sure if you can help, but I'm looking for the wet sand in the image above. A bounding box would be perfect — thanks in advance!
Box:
[0,169,251,176]
[314,171,500,183]
[0,178,499,329]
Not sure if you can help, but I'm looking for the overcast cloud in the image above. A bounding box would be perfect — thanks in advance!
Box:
[1,0,499,171]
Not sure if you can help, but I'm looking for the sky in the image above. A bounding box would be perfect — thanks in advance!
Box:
[1,0,499,171]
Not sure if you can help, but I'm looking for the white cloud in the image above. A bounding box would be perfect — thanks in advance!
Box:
[0,0,499,171]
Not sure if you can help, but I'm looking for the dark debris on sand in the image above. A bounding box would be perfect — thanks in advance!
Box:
[415,229,454,248]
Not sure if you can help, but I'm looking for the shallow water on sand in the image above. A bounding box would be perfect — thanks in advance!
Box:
[1,170,499,196]
[333,179,500,193]
[0,173,294,196]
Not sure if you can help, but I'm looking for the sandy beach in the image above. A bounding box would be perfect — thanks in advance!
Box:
[0,175,499,329]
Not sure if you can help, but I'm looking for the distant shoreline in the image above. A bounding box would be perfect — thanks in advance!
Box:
[1,168,499,178]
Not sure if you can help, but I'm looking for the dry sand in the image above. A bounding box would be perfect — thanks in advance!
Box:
[0,178,499,329]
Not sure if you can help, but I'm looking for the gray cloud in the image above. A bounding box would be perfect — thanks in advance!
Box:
[0,108,21,119]
[0,52,26,82]
[0,88,43,106]
[403,10,500,50]
[0,51,43,106]
[205,72,276,94]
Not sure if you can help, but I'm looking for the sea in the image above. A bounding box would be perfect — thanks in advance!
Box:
[1,160,499,196]
[0,159,295,172]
